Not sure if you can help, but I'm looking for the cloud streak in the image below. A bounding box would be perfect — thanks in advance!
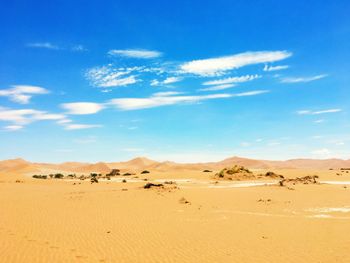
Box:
[202,74,261,86]
[64,124,102,130]
[297,109,342,115]
[0,108,65,125]
[180,50,292,76]
[108,90,269,110]
[263,64,289,71]
[61,102,105,115]
[151,76,182,86]
[108,49,162,59]
[0,85,49,104]
[26,42,60,50]
[281,74,327,83]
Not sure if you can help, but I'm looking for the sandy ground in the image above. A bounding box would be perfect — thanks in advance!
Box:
[1,169,350,263]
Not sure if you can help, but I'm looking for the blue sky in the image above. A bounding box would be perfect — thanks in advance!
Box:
[0,0,349,162]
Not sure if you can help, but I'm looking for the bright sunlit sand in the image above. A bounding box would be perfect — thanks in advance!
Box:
[1,1,349,262]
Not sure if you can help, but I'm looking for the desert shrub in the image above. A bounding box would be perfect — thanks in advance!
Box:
[54,173,64,179]
[32,175,47,179]
[203,169,212,173]
[143,183,163,189]
[91,177,98,183]
[141,170,150,174]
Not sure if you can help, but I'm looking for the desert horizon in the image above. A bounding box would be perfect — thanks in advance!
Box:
[1,0,349,262]
[2,155,350,262]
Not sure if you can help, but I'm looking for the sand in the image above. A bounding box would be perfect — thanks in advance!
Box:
[1,168,350,263]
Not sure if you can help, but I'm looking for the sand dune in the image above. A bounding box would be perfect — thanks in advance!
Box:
[1,156,350,177]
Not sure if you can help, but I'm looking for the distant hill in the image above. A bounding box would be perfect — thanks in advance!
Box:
[1,156,350,176]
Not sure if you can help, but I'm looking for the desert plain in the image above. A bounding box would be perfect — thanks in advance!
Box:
[1,157,350,263]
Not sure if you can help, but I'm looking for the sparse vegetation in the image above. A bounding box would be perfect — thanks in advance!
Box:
[214,165,254,180]
[54,173,64,179]
[141,170,150,174]
[143,183,163,189]
[107,169,120,176]
[203,169,212,173]
[32,175,47,179]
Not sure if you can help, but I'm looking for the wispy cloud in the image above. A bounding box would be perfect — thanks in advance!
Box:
[202,74,261,86]
[0,108,65,125]
[85,65,139,88]
[61,102,105,115]
[109,93,232,110]
[108,49,162,59]
[152,91,184,96]
[263,64,289,71]
[314,119,325,123]
[281,74,327,83]
[150,76,182,86]
[64,124,102,130]
[0,85,49,104]
[180,50,292,76]
[198,84,236,91]
[233,90,270,97]
[108,90,269,110]
[3,125,24,131]
[71,45,87,52]
[297,109,342,115]
[26,42,59,50]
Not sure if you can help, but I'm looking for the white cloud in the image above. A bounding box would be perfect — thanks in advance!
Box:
[3,125,24,131]
[198,84,236,91]
[233,90,270,97]
[0,85,49,104]
[314,119,325,123]
[108,49,162,59]
[263,64,289,71]
[180,50,292,76]
[281,74,327,83]
[108,90,268,110]
[297,109,342,115]
[153,91,184,97]
[85,65,138,88]
[61,102,105,115]
[163,76,182,84]
[0,108,65,125]
[64,124,102,130]
[27,42,59,49]
[202,74,261,86]
[71,45,87,52]
[109,93,232,110]
[150,76,182,86]
[57,119,72,124]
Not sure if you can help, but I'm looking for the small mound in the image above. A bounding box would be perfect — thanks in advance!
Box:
[259,171,284,179]
[213,165,255,180]
[279,175,319,186]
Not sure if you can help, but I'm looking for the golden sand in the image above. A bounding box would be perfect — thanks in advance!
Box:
[1,168,350,263]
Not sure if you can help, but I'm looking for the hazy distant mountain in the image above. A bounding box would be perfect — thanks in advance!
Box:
[1,156,350,176]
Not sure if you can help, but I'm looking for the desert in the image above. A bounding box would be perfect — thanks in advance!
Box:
[1,157,350,263]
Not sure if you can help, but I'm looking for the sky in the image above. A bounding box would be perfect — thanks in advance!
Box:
[0,0,349,163]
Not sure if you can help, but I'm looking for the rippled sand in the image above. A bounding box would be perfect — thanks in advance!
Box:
[1,169,350,263]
